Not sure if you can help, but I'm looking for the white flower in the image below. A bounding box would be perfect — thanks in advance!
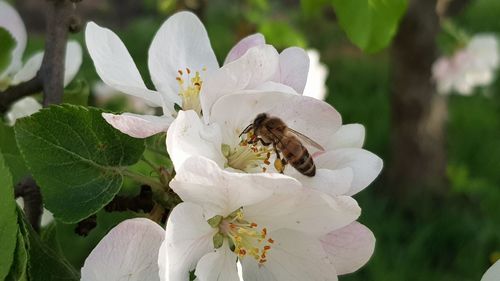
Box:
[0,1,82,90]
[303,49,329,101]
[432,34,499,95]
[481,260,500,281]
[167,91,382,197]
[160,156,362,281]
[81,218,165,281]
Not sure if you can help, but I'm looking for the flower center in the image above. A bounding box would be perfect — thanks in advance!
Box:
[222,131,273,173]
[176,68,205,115]
[209,209,274,264]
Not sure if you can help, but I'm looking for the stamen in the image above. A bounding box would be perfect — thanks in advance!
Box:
[211,209,274,265]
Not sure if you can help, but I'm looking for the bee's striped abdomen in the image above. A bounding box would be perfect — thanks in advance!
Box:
[280,137,316,177]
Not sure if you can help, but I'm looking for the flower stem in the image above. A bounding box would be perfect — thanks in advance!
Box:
[122,169,164,192]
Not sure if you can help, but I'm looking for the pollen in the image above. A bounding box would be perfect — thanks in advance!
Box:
[224,130,274,173]
[176,67,205,116]
[209,208,274,265]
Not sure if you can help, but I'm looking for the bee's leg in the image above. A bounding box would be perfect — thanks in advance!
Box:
[253,137,271,146]
[273,143,287,174]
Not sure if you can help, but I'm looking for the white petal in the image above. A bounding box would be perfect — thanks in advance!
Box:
[0,1,27,78]
[162,203,215,281]
[274,47,309,94]
[148,11,218,107]
[171,156,301,218]
[85,22,164,108]
[166,110,225,169]
[102,112,173,138]
[195,243,239,281]
[5,97,42,125]
[210,92,340,148]
[321,222,375,275]
[326,124,365,150]
[244,190,361,236]
[10,52,43,85]
[81,218,164,281]
[63,41,82,86]
[242,229,337,281]
[252,81,298,95]
[224,33,266,65]
[482,260,500,281]
[287,167,353,196]
[200,44,280,121]
[315,148,383,196]
[303,49,329,100]
[266,95,342,147]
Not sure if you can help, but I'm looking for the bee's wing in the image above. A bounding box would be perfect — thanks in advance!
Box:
[288,128,325,151]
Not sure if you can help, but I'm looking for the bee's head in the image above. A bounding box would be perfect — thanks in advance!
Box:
[253,113,268,128]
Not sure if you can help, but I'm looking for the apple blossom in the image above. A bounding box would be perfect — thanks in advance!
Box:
[81,218,165,281]
[481,260,500,281]
[432,34,499,95]
[159,156,362,281]
[303,49,329,101]
[0,1,82,91]
[85,12,284,138]
[167,91,382,197]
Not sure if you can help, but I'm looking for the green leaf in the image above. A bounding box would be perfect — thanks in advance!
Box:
[16,209,79,281]
[0,27,16,74]
[0,153,18,280]
[6,230,29,281]
[0,123,29,183]
[15,105,145,223]
[301,0,330,17]
[258,21,307,49]
[331,0,408,53]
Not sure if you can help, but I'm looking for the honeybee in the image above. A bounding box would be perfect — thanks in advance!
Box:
[240,113,324,177]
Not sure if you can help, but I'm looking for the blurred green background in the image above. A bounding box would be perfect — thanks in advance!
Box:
[11,0,500,280]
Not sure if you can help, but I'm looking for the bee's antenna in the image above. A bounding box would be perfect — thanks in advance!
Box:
[239,124,253,137]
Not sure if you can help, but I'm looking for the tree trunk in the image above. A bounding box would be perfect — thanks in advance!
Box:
[388,0,448,199]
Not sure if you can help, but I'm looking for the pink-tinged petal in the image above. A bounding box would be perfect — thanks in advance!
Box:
[326,124,365,150]
[482,260,500,281]
[148,11,218,108]
[267,95,342,147]
[287,167,353,196]
[102,112,173,138]
[166,110,225,169]
[85,22,164,108]
[10,52,43,85]
[244,190,360,236]
[242,230,337,281]
[171,156,301,218]
[315,148,383,196]
[224,33,265,65]
[252,81,298,95]
[81,218,164,281]
[210,92,340,149]
[303,49,329,100]
[64,41,82,87]
[162,203,216,281]
[195,242,239,281]
[321,222,375,275]
[274,47,309,94]
[200,44,280,121]
[0,1,27,78]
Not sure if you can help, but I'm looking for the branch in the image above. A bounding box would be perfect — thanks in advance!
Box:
[14,177,43,233]
[0,0,79,112]
[0,77,42,113]
[41,0,75,106]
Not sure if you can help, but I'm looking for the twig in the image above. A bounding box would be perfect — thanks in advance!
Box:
[0,0,79,111]
[0,77,43,113]
[14,177,43,233]
[8,0,82,232]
